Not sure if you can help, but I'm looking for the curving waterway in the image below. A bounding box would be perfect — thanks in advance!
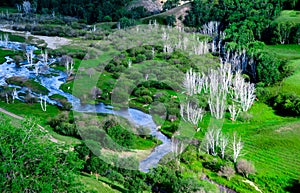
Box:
[0,41,172,172]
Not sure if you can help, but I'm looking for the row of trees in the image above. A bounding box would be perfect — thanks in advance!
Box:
[185,0,299,45]
[182,63,255,121]
[0,0,156,24]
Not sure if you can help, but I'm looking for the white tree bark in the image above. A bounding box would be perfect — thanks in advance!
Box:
[231,71,256,111]
[40,94,47,112]
[34,64,39,76]
[22,1,32,14]
[26,49,33,65]
[220,134,228,159]
[4,34,9,47]
[171,137,185,165]
[228,102,241,121]
[61,55,74,77]
[180,102,205,126]
[183,68,205,96]
[5,93,9,104]
[204,128,221,156]
[12,88,18,103]
[232,132,243,163]
[208,68,227,119]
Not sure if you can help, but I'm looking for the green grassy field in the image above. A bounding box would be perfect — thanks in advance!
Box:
[0,31,26,43]
[0,7,18,13]
[274,10,300,24]
[193,102,300,192]
[266,44,300,96]
[79,174,123,193]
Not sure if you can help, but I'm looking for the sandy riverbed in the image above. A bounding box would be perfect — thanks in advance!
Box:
[0,27,71,49]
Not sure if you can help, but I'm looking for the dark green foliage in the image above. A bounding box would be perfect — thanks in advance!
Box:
[147,166,202,193]
[105,125,134,148]
[128,6,151,19]
[35,0,133,24]
[48,112,80,138]
[255,83,272,102]
[119,17,136,28]
[271,93,300,116]
[165,15,176,26]
[163,0,180,11]
[134,54,146,63]
[101,117,136,150]
[185,0,298,44]
[0,115,84,192]
[255,51,282,85]
[203,158,225,172]
[74,143,150,192]
[49,94,72,110]
[6,76,49,95]
[268,22,300,44]
[160,120,179,137]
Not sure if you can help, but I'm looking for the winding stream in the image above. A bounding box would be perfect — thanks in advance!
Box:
[0,41,172,172]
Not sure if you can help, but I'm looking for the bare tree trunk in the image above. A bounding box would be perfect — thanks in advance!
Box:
[220,134,228,159]
[232,132,243,163]
[40,95,47,112]
[12,88,18,103]
[228,102,241,121]
[4,34,9,47]
[180,102,205,126]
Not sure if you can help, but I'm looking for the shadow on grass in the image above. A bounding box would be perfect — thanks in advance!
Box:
[285,179,300,193]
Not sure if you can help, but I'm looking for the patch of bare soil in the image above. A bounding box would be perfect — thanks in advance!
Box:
[243,180,263,193]
[101,148,151,161]
[275,126,294,133]
[0,27,71,49]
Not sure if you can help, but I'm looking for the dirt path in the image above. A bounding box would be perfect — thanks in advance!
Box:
[243,180,263,193]
[0,107,58,143]
[0,27,71,49]
[141,3,191,28]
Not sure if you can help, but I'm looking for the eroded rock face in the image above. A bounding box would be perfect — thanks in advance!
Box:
[127,0,165,13]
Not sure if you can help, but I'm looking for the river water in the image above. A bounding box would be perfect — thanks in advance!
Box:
[0,41,172,172]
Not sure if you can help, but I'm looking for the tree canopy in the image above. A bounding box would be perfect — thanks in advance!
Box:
[0,115,84,192]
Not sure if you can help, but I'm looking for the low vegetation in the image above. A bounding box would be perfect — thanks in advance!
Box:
[0,0,300,192]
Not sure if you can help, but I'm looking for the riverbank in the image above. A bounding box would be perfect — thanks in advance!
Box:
[0,27,71,49]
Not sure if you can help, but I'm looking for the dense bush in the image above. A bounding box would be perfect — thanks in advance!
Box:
[203,158,225,172]
[147,166,202,193]
[255,51,283,85]
[134,54,146,63]
[0,116,84,192]
[48,113,80,138]
[218,165,236,180]
[165,15,176,26]
[271,93,300,116]
[105,125,134,148]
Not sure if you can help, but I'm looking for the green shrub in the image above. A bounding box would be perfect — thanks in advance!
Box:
[103,15,112,22]
[203,158,225,172]
[134,54,146,63]
[271,93,300,116]
[238,111,253,122]
[106,125,134,148]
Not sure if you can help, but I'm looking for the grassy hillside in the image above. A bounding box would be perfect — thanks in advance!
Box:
[141,3,191,26]
[265,44,300,96]
[274,10,300,24]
